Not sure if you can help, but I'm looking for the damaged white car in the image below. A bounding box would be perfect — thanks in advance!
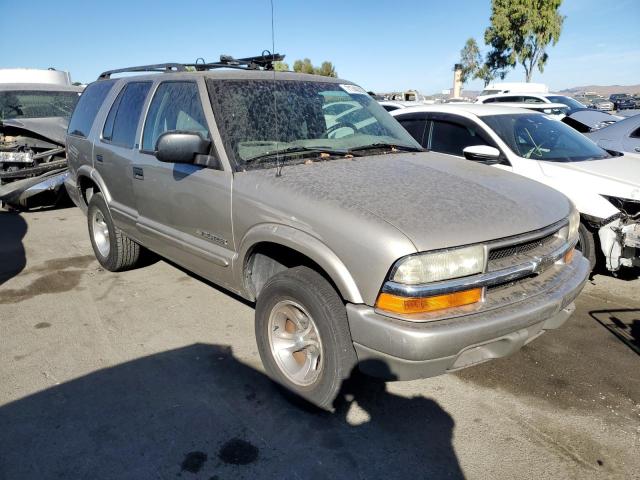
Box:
[0,82,82,208]
[391,104,640,273]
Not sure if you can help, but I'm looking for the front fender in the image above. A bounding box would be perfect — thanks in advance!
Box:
[236,223,364,304]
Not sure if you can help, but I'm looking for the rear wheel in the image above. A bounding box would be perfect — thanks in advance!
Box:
[87,192,141,271]
[255,266,357,409]
[575,222,596,271]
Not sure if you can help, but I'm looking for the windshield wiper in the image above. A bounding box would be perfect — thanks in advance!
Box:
[348,143,424,153]
[245,146,349,164]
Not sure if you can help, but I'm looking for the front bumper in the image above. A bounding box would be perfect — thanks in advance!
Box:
[347,252,590,380]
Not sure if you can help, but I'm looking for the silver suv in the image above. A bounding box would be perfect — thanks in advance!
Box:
[65,55,590,408]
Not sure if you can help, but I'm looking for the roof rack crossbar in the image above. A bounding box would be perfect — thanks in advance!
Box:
[98,63,188,79]
[97,53,285,80]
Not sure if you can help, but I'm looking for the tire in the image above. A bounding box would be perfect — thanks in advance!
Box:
[576,221,596,271]
[255,266,357,410]
[87,192,141,271]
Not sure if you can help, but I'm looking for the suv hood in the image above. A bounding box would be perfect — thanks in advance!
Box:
[539,154,640,201]
[248,152,571,252]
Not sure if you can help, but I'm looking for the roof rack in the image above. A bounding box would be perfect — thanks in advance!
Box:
[98,53,285,80]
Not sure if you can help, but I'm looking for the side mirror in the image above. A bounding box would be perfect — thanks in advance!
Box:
[463,145,501,165]
[155,131,211,164]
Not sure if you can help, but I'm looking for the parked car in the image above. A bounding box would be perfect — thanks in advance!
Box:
[378,100,422,112]
[585,114,640,154]
[609,93,636,111]
[573,93,603,108]
[65,54,588,408]
[561,109,622,133]
[476,82,548,102]
[479,101,569,120]
[477,93,586,114]
[391,104,640,273]
[0,82,83,208]
[589,98,614,111]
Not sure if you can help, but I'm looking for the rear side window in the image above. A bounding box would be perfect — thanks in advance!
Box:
[102,88,124,141]
[68,80,115,138]
[485,96,521,103]
[104,82,151,148]
[430,120,489,156]
[142,81,209,151]
[398,117,428,147]
[631,127,640,139]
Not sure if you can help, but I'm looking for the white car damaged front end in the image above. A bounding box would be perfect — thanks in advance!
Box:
[538,157,640,272]
[593,198,640,271]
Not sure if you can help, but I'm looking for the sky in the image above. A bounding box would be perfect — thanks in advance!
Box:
[1,0,638,93]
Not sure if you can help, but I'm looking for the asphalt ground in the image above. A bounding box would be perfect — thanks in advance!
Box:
[0,206,638,480]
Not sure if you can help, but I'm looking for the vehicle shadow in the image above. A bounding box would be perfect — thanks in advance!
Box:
[0,344,464,480]
[589,308,640,355]
[0,210,27,286]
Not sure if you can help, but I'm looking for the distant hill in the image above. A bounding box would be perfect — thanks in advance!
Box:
[396,84,640,101]
[558,84,640,97]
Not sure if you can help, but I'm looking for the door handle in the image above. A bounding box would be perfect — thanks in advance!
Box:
[635,147,640,152]
[96,154,103,163]
[133,166,144,180]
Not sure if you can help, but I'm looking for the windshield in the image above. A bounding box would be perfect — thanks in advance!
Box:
[0,90,80,120]
[482,113,612,162]
[206,79,420,169]
[546,95,585,111]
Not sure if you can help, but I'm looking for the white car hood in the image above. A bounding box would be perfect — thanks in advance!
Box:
[539,154,640,201]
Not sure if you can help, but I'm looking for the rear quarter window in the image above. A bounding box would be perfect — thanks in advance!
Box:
[68,80,116,138]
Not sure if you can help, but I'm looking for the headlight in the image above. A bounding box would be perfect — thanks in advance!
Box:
[391,245,485,285]
[567,207,580,245]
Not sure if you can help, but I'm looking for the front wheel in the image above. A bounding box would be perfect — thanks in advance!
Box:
[575,221,597,271]
[87,192,142,271]
[255,266,357,409]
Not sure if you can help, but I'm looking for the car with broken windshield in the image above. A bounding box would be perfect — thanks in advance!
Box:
[0,81,82,208]
[65,54,589,408]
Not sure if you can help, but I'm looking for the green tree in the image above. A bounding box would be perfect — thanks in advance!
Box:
[273,61,289,71]
[458,38,482,86]
[474,64,498,87]
[292,58,337,77]
[315,61,337,77]
[484,0,565,82]
[293,58,315,74]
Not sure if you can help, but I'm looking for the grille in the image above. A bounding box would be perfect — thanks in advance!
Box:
[486,230,565,274]
[488,233,556,261]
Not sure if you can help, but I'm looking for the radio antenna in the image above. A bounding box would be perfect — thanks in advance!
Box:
[270,0,283,177]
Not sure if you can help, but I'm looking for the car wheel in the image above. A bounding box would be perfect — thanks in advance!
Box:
[255,266,357,410]
[87,192,141,271]
[575,222,596,271]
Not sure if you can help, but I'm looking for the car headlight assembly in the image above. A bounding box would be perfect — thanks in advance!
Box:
[377,245,486,315]
[567,207,580,245]
[390,245,485,285]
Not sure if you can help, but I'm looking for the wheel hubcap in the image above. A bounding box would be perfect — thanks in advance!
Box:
[267,300,323,386]
[91,210,110,258]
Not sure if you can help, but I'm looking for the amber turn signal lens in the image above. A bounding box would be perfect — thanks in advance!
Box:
[563,248,575,264]
[376,288,483,314]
